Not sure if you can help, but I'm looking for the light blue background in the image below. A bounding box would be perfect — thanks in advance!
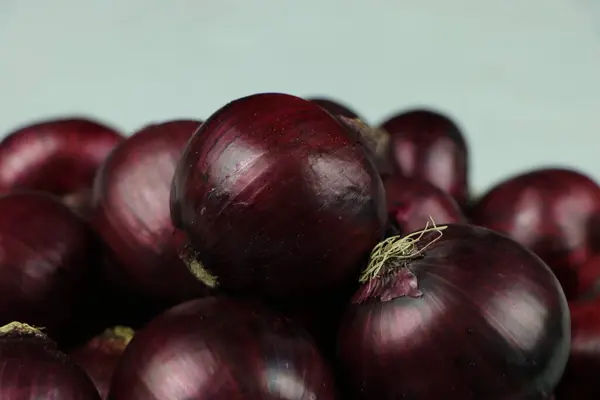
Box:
[0,0,598,193]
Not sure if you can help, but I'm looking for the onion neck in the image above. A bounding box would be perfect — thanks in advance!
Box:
[0,322,46,339]
[179,244,218,288]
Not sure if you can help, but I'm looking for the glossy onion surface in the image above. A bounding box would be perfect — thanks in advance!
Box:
[0,191,96,339]
[0,322,100,399]
[70,326,134,399]
[383,174,466,234]
[0,118,123,198]
[92,120,208,306]
[338,224,570,399]
[380,109,469,208]
[109,297,337,400]
[171,93,386,299]
[471,168,600,299]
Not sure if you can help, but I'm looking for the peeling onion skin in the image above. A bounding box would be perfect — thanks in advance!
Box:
[0,118,123,203]
[109,297,337,400]
[0,191,97,341]
[338,224,570,400]
[380,109,469,209]
[171,93,386,299]
[382,174,466,235]
[91,119,209,307]
[471,168,600,300]
[309,97,362,120]
[0,323,101,399]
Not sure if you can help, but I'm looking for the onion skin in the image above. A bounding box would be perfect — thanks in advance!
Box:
[380,109,469,209]
[91,119,209,307]
[555,298,600,399]
[0,118,123,208]
[471,168,600,299]
[109,297,337,400]
[309,97,361,120]
[0,191,96,340]
[0,322,101,399]
[338,224,570,399]
[383,174,466,234]
[70,326,134,399]
[171,93,386,299]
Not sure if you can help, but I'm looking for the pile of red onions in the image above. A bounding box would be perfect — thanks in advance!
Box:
[0,322,100,399]
[109,297,337,399]
[0,118,123,214]
[338,223,570,399]
[91,119,209,308]
[170,93,386,300]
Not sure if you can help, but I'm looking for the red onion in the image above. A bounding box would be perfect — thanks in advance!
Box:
[171,93,386,299]
[382,174,466,234]
[91,119,209,307]
[0,118,123,212]
[576,255,600,300]
[471,168,600,299]
[379,109,469,208]
[109,297,337,399]
[0,191,96,340]
[338,223,570,399]
[69,326,134,399]
[309,97,361,120]
[0,322,100,399]
[555,298,600,399]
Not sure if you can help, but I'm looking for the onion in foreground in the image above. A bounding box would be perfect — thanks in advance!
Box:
[171,92,386,299]
[70,326,134,399]
[338,223,570,399]
[0,322,100,399]
[109,297,337,399]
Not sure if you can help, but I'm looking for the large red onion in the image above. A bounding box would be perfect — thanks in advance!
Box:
[555,298,600,399]
[471,168,600,299]
[338,223,570,399]
[0,322,100,399]
[69,326,134,399]
[379,109,469,208]
[309,97,362,120]
[382,174,466,234]
[91,119,209,307]
[109,297,337,399]
[0,118,123,213]
[0,191,96,340]
[171,93,386,299]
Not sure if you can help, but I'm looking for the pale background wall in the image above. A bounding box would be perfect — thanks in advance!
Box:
[0,0,598,193]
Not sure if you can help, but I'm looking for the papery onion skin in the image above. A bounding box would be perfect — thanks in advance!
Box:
[0,191,96,340]
[471,168,600,299]
[0,322,101,399]
[109,297,337,400]
[70,326,134,399]
[555,298,600,399]
[382,174,466,234]
[309,97,361,120]
[338,224,570,400]
[92,119,209,307]
[171,93,386,299]
[380,109,469,209]
[0,118,123,201]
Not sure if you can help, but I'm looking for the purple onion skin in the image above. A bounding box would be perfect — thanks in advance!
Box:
[338,224,570,399]
[380,109,469,209]
[109,297,337,400]
[171,93,386,299]
[70,327,134,399]
[0,324,101,399]
[0,191,97,340]
[0,118,123,201]
[91,120,209,307]
[555,298,600,399]
[471,168,600,300]
[383,174,466,234]
[309,97,362,120]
